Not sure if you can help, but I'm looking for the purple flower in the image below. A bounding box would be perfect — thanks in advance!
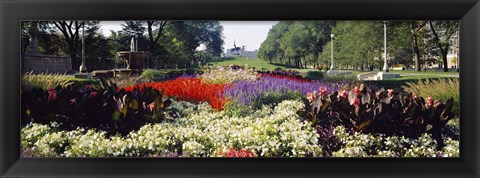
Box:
[224,76,339,107]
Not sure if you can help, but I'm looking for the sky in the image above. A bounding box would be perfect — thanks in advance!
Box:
[99,21,278,53]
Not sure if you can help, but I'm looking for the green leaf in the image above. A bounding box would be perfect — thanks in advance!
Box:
[112,111,121,121]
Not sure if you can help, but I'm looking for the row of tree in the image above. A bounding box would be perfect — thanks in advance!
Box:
[258,21,459,72]
[21,21,224,71]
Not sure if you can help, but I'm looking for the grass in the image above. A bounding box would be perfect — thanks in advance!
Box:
[207,57,305,71]
[22,72,76,90]
[402,78,460,115]
[22,72,100,90]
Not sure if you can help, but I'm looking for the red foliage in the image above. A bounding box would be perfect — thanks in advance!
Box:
[123,78,229,110]
[258,73,311,83]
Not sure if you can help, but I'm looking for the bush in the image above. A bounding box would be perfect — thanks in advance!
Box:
[402,78,459,115]
[140,69,165,81]
[251,91,304,109]
[21,100,323,157]
[185,68,198,75]
[302,85,457,149]
[305,71,324,80]
[22,79,172,136]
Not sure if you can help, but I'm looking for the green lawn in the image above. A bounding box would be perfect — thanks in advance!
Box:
[207,58,459,83]
[341,69,458,81]
[207,57,305,71]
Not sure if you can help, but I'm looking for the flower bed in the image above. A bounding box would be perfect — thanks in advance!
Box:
[20,67,460,158]
[124,78,228,110]
[199,65,258,84]
[224,76,338,107]
[22,100,322,157]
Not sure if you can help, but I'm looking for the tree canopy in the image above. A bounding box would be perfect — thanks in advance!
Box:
[21,20,224,71]
[258,20,459,71]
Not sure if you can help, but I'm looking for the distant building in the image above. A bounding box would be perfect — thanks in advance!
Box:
[224,40,257,58]
[446,30,459,69]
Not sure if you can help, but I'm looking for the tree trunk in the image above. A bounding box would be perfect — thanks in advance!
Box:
[442,51,449,72]
[303,56,307,69]
[411,21,427,72]
[428,21,451,72]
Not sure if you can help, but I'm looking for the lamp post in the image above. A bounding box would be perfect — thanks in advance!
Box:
[456,31,459,72]
[382,21,388,72]
[135,34,138,52]
[79,21,87,73]
[330,33,334,70]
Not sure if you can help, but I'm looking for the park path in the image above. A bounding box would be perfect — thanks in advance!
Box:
[400,73,459,78]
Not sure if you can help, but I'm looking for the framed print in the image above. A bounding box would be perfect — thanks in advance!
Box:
[1,0,479,177]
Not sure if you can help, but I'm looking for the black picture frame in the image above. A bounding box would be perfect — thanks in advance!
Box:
[1,0,479,177]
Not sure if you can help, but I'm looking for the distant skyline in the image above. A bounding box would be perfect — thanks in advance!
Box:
[99,21,278,53]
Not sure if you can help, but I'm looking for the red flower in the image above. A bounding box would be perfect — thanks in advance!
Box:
[425,96,434,108]
[90,91,97,97]
[47,89,58,101]
[227,148,237,157]
[319,87,328,97]
[221,148,255,158]
[123,78,229,110]
[307,92,315,103]
[353,87,361,95]
[338,90,348,99]
[350,97,360,106]
[387,89,395,97]
[148,102,155,112]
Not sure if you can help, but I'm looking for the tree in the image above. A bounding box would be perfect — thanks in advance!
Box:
[52,21,84,70]
[258,21,291,64]
[389,21,413,68]
[258,21,334,68]
[146,21,167,50]
[322,21,379,70]
[151,21,223,68]
[428,21,459,72]
[410,21,427,71]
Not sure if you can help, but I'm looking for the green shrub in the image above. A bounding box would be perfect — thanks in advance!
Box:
[252,91,303,109]
[140,69,165,81]
[22,80,172,136]
[303,85,456,149]
[402,78,459,115]
[185,68,198,75]
[305,71,324,80]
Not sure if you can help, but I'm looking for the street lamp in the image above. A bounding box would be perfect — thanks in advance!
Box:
[456,31,459,72]
[330,33,334,70]
[135,34,138,52]
[382,21,389,72]
[79,21,87,73]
